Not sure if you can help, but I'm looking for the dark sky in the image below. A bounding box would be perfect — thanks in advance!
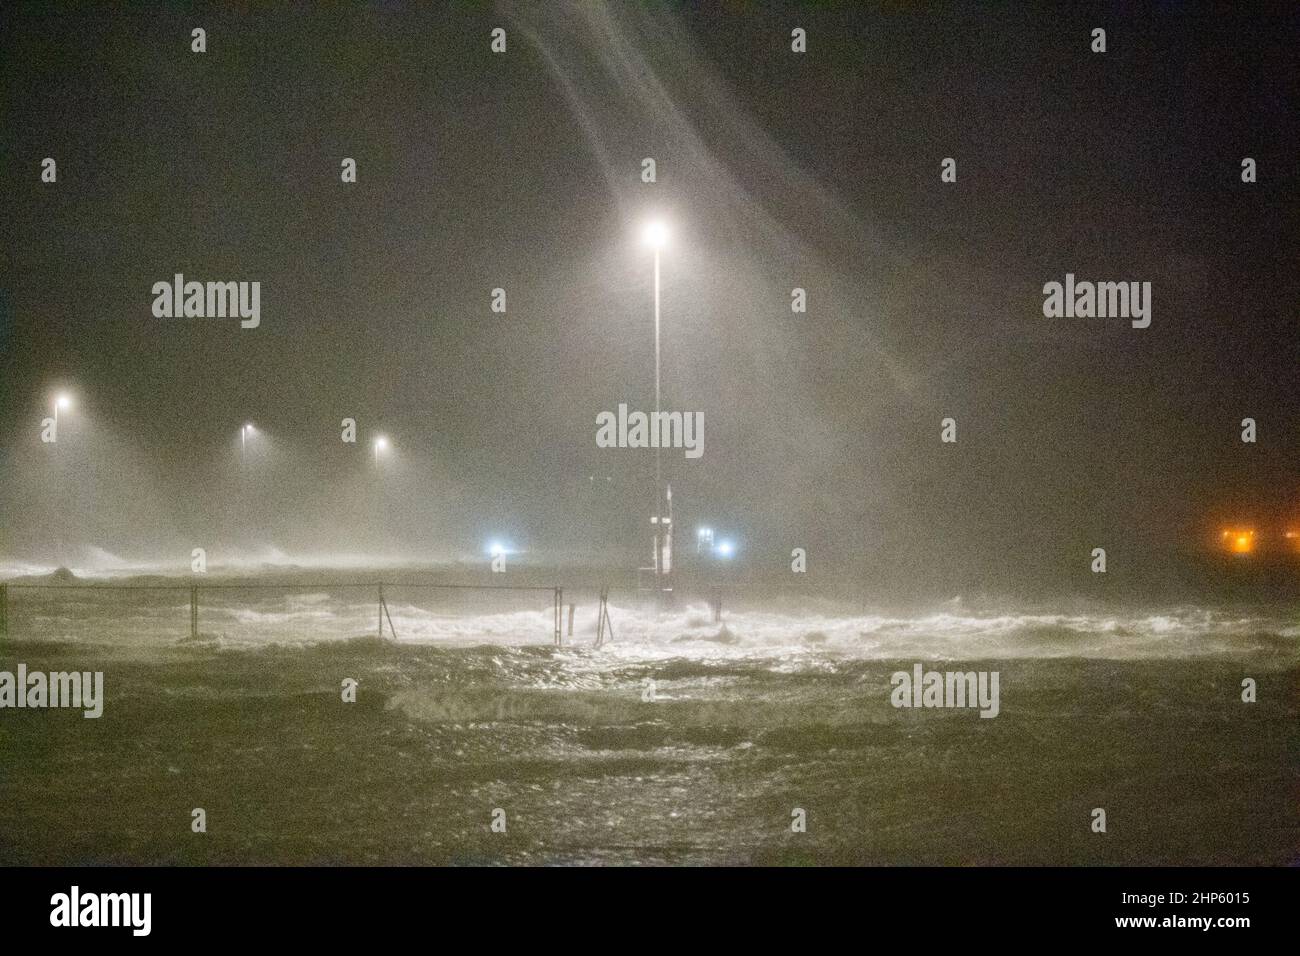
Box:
[1,2,1297,593]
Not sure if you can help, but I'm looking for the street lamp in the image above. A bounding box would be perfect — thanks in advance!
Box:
[642,219,670,586]
[240,422,256,461]
[53,393,72,431]
[373,434,389,466]
[643,221,668,251]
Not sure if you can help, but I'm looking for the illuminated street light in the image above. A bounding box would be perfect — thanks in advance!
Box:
[240,422,256,461]
[52,393,72,431]
[642,220,669,250]
[373,434,389,466]
[715,539,736,559]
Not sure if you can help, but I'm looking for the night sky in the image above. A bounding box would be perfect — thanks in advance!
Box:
[1,2,1297,594]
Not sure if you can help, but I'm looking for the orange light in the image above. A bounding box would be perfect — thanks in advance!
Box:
[1222,528,1255,555]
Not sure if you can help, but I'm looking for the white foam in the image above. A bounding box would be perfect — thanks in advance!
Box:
[3,583,1295,662]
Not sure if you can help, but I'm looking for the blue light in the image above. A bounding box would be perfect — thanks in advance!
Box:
[715,540,735,558]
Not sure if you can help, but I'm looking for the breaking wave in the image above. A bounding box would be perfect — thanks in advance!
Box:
[2,577,1295,664]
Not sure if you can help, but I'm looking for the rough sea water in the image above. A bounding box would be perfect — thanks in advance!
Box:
[1,578,1296,866]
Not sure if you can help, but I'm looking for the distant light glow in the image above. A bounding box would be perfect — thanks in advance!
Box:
[697,526,712,538]
[1222,528,1255,555]
[715,539,735,558]
[374,435,389,451]
[55,394,72,411]
[642,220,669,250]
[487,540,510,557]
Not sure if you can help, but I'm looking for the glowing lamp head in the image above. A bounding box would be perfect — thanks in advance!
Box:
[55,394,72,411]
[374,436,389,452]
[488,541,507,557]
[643,220,669,250]
[715,540,735,559]
[243,423,255,434]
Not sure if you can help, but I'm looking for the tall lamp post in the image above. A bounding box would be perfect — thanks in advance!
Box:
[50,393,73,565]
[642,221,671,589]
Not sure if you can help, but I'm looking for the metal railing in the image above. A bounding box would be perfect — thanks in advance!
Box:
[0,581,575,646]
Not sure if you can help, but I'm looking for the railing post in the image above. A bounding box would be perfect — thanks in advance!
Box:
[554,588,563,646]
[595,585,613,648]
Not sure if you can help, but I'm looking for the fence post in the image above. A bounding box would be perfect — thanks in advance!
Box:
[594,585,613,648]
[554,588,563,646]
[190,585,198,640]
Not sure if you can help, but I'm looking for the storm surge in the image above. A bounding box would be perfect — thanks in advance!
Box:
[2,569,1296,665]
[4,613,1296,865]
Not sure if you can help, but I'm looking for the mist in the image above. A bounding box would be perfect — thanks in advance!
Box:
[1,2,1296,602]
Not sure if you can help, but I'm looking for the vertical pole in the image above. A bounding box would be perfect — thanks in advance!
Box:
[555,588,563,646]
[190,585,198,640]
[568,602,575,638]
[653,246,662,586]
[595,586,613,647]
[0,583,8,639]
[378,584,384,639]
[654,247,661,491]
